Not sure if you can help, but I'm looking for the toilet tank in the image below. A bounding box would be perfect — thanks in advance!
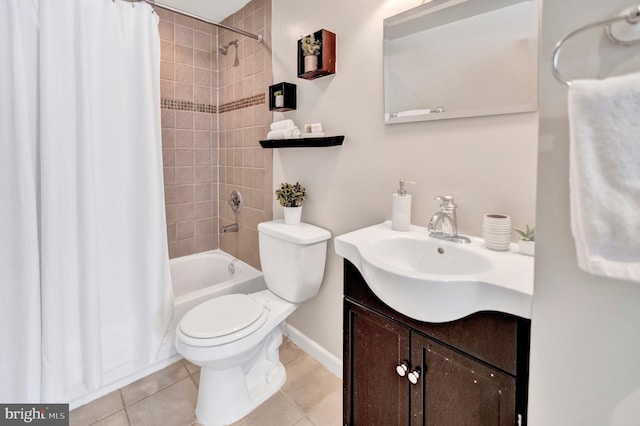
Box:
[258,220,331,303]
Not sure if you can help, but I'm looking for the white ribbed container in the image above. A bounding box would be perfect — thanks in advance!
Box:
[391,193,412,231]
[482,214,512,251]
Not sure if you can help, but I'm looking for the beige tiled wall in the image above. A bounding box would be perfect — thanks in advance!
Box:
[218,0,273,269]
[158,0,273,264]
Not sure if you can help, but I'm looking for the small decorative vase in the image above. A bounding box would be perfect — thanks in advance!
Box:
[304,55,318,73]
[283,206,302,225]
[275,95,284,108]
[518,240,535,256]
[482,213,512,251]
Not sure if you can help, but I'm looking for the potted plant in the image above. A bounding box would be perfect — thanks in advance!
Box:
[275,181,306,225]
[273,90,284,108]
[515,225,535,256]
[300,33,321,73]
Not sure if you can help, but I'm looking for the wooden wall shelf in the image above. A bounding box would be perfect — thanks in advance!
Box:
[268,82,297,112]
[259,135,344,148]
[298,30,336,80]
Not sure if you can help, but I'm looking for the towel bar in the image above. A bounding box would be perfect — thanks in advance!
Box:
[552,5,640,86]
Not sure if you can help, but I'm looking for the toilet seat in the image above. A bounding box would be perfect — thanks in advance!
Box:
[179,294,268,346]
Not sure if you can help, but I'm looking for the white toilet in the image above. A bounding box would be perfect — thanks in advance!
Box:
[175,220,331,426]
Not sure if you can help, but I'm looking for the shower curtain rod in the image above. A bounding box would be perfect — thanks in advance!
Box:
[139,0,263,43]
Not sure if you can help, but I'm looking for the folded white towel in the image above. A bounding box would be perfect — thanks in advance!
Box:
[568,72,640,283]
[266,127,301,140]
[270,119,295,131]
[267,130,290,140]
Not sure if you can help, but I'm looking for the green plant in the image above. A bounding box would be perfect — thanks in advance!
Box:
[514,225,535,241]
[273,90,283,96]
[275,182,306,207]
[300,34,321,56]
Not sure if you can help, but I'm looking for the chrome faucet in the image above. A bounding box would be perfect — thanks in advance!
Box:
[428,196,471,244]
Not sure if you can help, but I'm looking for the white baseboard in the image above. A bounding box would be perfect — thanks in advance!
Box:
[283,322,343,379]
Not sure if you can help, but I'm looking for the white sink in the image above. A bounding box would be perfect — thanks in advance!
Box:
[334,221,534,323]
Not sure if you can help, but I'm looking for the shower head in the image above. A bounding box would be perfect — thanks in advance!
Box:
[218,40,239,56]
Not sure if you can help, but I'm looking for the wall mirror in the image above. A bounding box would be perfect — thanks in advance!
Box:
[384,0,538,124]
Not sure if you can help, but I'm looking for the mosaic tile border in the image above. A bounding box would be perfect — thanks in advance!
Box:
[160,93,265,114]
[161,98,217,113]
[218,93,265,113]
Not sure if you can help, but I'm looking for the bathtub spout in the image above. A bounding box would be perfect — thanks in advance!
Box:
[221,223,239,234]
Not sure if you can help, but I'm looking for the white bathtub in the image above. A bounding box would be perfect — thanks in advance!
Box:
[165,249,267,356]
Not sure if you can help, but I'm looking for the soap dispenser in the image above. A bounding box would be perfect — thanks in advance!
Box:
[391,180,415,231]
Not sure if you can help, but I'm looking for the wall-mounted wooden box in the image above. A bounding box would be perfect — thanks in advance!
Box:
[268,82,297,112]
[297,29,336,80]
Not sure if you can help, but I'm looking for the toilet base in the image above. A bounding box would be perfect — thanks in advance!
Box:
[194,328,286,426]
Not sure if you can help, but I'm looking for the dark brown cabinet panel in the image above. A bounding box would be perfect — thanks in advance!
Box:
[343,260,530,426]
[410,333,516,425]
[345,303,410,425]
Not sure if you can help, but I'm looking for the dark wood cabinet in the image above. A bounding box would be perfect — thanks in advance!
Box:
[343,260,530,426]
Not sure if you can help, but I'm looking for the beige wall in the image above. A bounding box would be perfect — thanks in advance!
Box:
[529,1,640,424]
[158,0,273,265]
[271,0,538,358]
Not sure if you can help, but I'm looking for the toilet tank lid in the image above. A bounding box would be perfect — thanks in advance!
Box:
[258,220,331,244]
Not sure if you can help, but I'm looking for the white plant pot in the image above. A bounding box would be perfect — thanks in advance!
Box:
[283,206,302,225]
[518,240,535,256]
[275,95,284,108]
[304,55,318,73]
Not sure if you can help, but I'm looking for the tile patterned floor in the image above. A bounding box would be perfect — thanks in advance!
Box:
[69,339,342,426]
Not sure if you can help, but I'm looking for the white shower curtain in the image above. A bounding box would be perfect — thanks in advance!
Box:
[0,0,173,403]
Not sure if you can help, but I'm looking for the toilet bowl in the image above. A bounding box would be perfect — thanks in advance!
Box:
[175,220,331,426]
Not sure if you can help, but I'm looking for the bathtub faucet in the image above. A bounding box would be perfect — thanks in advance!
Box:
[221,223,239,234]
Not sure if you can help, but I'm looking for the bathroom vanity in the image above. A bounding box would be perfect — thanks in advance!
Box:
[342,260,531,425]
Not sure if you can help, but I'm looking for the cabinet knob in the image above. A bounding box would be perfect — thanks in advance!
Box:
[407,368,421,385]
[396,361,408,377]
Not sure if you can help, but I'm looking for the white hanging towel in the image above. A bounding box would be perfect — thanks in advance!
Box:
[568,72,640,283]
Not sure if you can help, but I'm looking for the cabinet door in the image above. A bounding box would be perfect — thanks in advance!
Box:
[410,333,516,426]
[345,303,410,426]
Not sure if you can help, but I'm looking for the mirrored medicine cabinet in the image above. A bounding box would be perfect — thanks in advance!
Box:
[384,0,539,124]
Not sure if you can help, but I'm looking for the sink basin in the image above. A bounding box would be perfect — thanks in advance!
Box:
[334,221,534,323]
[367,236,493,276]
